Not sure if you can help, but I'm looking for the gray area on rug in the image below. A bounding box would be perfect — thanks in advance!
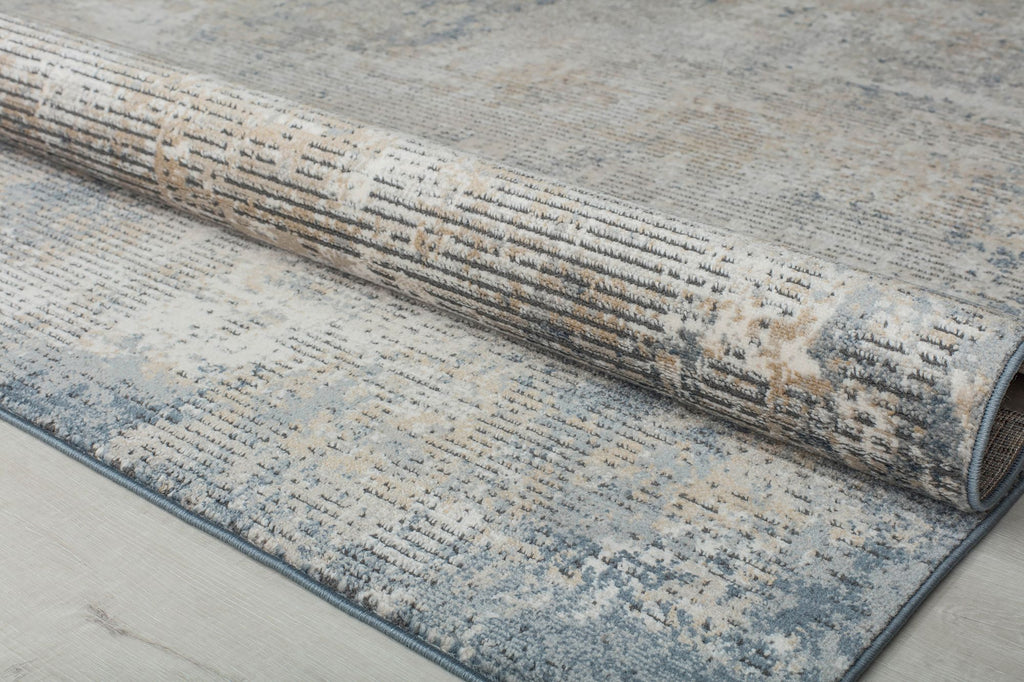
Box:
[0,14,1021,511]
[0,2,1023,680]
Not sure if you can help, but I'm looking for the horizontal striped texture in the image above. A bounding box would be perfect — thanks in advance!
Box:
[1,3,1023,680]
[0,15,1021,510]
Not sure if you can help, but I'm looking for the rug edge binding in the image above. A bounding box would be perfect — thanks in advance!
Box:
[0,407,490,682]
[5,406,1022,680]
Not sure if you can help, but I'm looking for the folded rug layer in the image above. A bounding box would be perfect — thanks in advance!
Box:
[1,3,1023,681]
[0,15,1022,511]
[0,140,1016,682]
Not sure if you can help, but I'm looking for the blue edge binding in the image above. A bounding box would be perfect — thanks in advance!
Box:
[4,338,1024,682]
[0,408,488,682]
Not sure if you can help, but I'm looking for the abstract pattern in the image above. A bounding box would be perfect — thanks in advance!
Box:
[6,1,1023,315]
[0,144,994,681]
[1,2,1023,680]
[0,15,1021,510]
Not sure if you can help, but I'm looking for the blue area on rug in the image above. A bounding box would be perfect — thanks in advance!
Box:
[1,5,1023,680]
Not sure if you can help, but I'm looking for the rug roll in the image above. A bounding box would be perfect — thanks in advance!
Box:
[0,14,1021,511]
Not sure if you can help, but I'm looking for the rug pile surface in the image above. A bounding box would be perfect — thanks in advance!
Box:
[0,3,1023,680]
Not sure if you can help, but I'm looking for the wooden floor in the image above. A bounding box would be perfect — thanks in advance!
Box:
[2,420,1022,681]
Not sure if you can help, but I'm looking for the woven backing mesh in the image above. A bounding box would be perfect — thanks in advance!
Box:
[979,373,1024,502]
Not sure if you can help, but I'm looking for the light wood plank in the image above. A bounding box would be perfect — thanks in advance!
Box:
[0,422,457,681]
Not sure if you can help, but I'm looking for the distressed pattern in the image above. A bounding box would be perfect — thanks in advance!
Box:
[5,0,1024,316]
[0,2,1023,680]
[0,16,1021,509]
[0,145,993,681]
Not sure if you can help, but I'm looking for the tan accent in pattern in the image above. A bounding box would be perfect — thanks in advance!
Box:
[0,14,1022,510]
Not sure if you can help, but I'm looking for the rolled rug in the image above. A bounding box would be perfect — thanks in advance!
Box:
[0,16,1022,511]
[0,7,1023,681]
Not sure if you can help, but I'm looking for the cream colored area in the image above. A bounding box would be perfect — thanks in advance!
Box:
[1,420,1022,681]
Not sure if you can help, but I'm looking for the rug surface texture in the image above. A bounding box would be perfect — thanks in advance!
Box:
[0,3,1022,681]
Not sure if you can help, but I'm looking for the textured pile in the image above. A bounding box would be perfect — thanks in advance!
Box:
[0,3,1023,680]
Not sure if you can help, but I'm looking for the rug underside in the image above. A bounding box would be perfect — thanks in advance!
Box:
[1,2,1024,681]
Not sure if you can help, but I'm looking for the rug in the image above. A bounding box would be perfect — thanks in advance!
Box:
[0,3,1022,680]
